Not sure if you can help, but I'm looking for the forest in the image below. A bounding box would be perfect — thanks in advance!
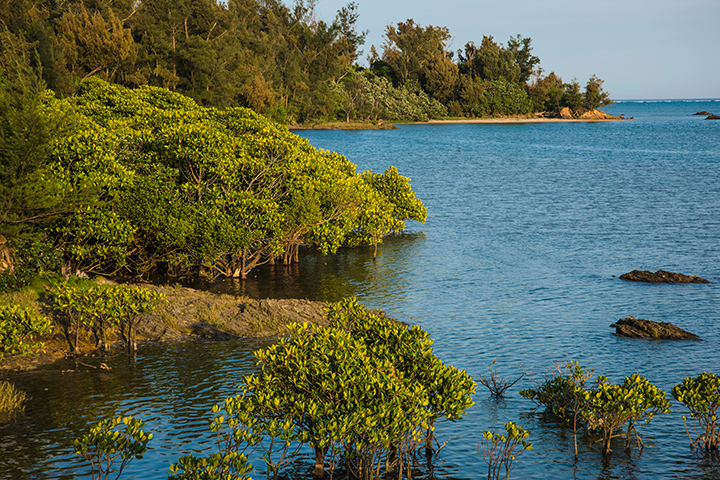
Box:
[0,0,614,285]
[1,0,611,125]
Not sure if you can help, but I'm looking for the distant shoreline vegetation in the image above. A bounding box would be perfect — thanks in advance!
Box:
[0,0,614,288]
[1,0,611,125]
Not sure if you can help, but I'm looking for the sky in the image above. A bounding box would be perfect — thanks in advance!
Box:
[309,0,720,100]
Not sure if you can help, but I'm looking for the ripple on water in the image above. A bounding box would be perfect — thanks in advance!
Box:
[3,102,720,479]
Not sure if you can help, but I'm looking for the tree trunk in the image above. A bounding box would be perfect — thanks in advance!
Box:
[573,411,579,459]
[63,322,81,356]
[73,323,81,356]
[313,445,327,478]
[602,436,612,456]
[425,420,435,458]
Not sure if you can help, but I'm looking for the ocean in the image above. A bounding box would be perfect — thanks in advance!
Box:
[2,100,719,479]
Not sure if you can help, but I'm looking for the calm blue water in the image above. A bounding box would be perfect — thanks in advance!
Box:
[3,100,720,479]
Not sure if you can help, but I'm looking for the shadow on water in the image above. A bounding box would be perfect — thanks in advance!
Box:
[0,339,273,480]
[179,231,428,304]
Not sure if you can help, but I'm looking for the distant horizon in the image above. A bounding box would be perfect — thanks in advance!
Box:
[612,98,720,102]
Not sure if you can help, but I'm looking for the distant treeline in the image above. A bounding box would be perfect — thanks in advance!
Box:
[1,0,611,123]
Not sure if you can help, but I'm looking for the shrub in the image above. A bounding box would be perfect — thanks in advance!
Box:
[522,363,671,457]
[672,372,720,453]
[520,360,593,458]
[0,380,27,415]
[479,421,532,480]
[476,360,525,400]
[51,282,166,355]
[193,297,474,479]
[583,374,671,456]
[73,416,152,480]
[0,304,52,361]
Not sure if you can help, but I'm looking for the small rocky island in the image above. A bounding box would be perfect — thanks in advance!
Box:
[611,316,701,341]
[619,269,710,284]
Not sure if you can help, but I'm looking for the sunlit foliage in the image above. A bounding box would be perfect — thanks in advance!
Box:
[673,372,720,453]
[175,298,475,479]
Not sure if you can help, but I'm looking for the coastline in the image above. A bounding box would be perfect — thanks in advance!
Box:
[290,110,625,130]
[0,283,329,373]
[424,116,625,125]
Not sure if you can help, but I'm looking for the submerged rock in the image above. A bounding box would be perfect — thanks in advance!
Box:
[619,269,710,284]
[694,111,713,115]
[611,316,700,340]
[706,115,720,120]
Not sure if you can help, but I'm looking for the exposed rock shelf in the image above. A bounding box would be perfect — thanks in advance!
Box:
[136,284,328,341]
[611,316,701,340]
[0,284,329,372]
[619,269,710,284]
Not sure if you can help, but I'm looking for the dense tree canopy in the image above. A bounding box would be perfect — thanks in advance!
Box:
[0,1,612,283]
[0,1,610,124]
[0,73,427,281]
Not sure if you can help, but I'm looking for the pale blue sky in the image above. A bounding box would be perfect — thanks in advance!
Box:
[310,0,719,100]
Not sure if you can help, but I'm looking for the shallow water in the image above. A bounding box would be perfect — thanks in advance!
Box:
[3,100,720,479]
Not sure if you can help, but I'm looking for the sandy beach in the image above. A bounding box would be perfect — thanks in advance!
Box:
[425,116,624,124]
[293,110,625,130]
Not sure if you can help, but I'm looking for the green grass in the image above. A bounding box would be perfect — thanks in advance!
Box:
[0,380,27,414]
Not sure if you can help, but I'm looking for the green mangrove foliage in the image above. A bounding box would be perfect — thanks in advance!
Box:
[356,166,427,258]
[0,304,52,361]
[51,282,166,355]
[39,79,425,280]
[74,415,153,480]
[479,421,532,480]
[672,372,720,453]
[168,402,256,480]
[169,451,253,480]
[583,374,671,456]
[522,362,670,457]
[169,386,297,480]
[520,360,594,459]
[180,298,474,480]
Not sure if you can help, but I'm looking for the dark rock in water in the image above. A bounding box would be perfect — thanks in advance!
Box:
[619,269,710,284]
[694,111,713,115]
[706,115,720,120]
[611,316,701,340]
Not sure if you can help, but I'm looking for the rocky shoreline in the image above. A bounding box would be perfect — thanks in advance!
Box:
[3,265,710,372]
[0,283,329,372]
[427,108,624,124]
[288,109,624,130]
